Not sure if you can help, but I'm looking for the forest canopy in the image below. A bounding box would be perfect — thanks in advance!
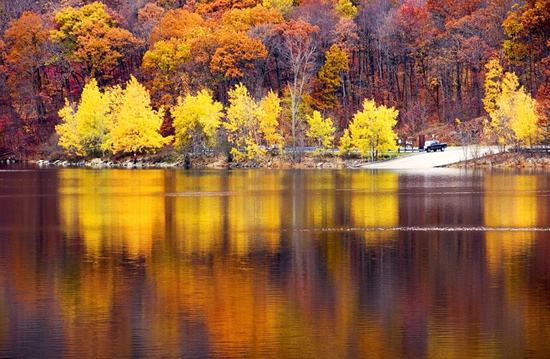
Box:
[0,0,548,159]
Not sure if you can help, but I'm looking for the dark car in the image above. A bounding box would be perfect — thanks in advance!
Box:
[424,140,447,152]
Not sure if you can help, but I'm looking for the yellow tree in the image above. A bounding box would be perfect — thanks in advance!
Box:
[335,0,357,18]
[56,101,83,156]
[349,99,398,161]
[483,58,503,114]
[171,89,224,153]
[338,128,353,158]
[490,72,542,148]
[105,76,172,154]
[56,78,113,157]
[312,44,349,111]
[306,110,335,156]
[258,90,283,152]
[224,84,282,160]
[224,83,263,160]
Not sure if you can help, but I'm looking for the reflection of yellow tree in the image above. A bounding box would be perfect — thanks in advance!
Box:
[484,174,538,274]
[59,169,166,258]
[347,172,399,242]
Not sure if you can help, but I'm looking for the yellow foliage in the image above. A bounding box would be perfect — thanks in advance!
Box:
[105,76,172,154]
[225,83,263,160]
[171,89,224,152]
[258,90,283,150]
[489,71,542,147]
[225,84,283,160]
[482,58,503,114]
[56,100,83,156]
[338,128,353,157]
[56,78,113,157]
[335,0,357,18]
[306,110,335,155]
[349,99,398,160]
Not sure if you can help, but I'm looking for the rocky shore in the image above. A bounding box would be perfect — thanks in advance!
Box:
[451,150,550,168]
[34,153,372,170]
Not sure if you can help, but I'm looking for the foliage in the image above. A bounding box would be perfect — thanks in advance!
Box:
[210,29,267,78]
[141,38,192,106]
[4,11,51,121]
[56,100,83,156]
[482,58,503,114]
[262,0,293,18]
[275,18,319,157]
[3,0,550,160]
[258,90,283,151]
[171,89,224,152]
[349,99,398,161]
[105,76,172,154]
[224,83,263,160]
[224,83,282,160]
[335,0,357,18]
[337,128,353,158]
[306,111,334,156]
[51,2,142,84]
[489,72,542,148]
[312,44,349,110]
[57,79,114,157]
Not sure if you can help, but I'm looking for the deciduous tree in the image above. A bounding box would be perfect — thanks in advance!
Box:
[171,89,224,152]
[349,98,398,161]
[258,90,283,151]
[483,58,503,114]
[306,110,335,156]
[311,44,349,111]
[4,11,51,123]
[338,128,353,158]
[490,72,542,148]
[56,78,116,157]
[274,19,319,158]
[224,83,263,160]
[105,76,172,154]
[51,2,142,86]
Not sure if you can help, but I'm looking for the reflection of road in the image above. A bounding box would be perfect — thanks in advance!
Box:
[362,146,497,169]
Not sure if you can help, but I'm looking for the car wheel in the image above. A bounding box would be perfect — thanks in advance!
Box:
[441,147,445,152]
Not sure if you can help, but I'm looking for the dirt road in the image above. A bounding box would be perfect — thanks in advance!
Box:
[362,146,496,169]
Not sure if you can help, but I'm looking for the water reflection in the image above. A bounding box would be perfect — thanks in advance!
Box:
[1,167,550,358]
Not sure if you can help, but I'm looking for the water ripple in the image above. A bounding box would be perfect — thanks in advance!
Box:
[291,226,550,232]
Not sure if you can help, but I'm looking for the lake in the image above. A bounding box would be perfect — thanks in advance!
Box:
[1,165,549,358]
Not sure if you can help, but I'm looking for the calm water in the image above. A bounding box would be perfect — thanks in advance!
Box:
[1,165,549,358]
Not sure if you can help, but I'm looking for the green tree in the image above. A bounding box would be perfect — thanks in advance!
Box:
[349,99,399,161]
[105,76,172,154]
[306,110,335,156]
[171,89,223,153]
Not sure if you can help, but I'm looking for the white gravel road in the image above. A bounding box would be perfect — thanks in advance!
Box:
[362,146,497,169]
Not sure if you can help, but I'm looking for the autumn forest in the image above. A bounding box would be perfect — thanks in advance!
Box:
[0,0,549,160]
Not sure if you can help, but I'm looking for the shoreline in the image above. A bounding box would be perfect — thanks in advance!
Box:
[11,148,550,170]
